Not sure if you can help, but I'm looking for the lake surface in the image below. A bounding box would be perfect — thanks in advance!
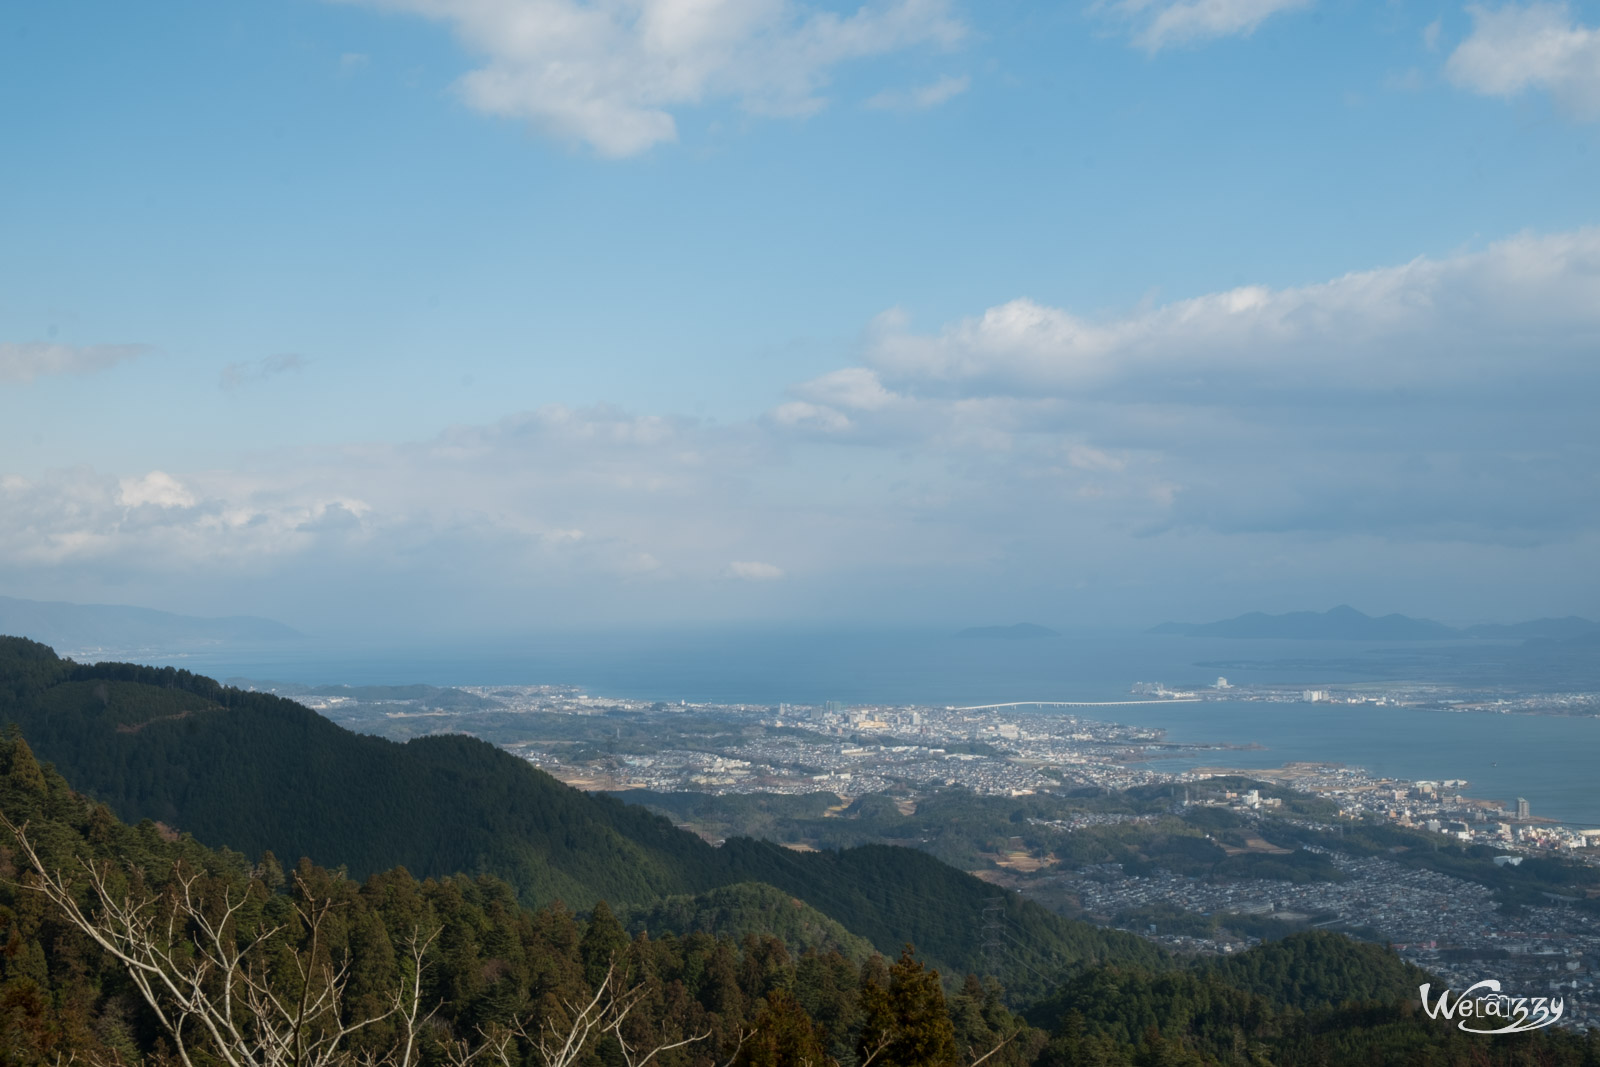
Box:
[1099,700,1600,828]
[142,627,1600,826]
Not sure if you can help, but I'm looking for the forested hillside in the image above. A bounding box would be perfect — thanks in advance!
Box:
[625,883,876,963]
[1,732,1591,1067]
[0,636,713,906]
[0,636,1155,995]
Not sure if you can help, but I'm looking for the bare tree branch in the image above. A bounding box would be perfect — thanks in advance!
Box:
[1,811,440,1067]
[3,815,738,1067]
[967,1031,1016,1067]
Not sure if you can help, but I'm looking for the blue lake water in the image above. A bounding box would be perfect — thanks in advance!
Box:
[1100,700,1600,828]
[143,627,1600,827]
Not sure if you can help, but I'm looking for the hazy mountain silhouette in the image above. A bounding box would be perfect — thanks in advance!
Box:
[1154,605,1458,640]
[0,594,301,652]
[1154,605,1599,641]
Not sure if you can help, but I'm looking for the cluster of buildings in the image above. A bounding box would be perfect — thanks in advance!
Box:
[1179,760,1600,857]
[766,705,1183,795]
[496,694,1194,797]
[1164,679,1600,716]
[1026,811,1160,832]
[1072,850,1600,1029]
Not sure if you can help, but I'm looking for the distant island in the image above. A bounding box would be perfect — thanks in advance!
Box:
[955,622,1060,640]
[0,594,302,654]
[1152,604,1598,641]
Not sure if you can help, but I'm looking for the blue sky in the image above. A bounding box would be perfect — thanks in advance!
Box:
[2,0,1598,634]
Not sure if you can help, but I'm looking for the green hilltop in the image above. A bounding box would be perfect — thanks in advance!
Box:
[626,882,876,963]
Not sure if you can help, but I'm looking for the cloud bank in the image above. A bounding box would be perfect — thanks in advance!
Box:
[777,228,1600,541]
[4,229,1598,627]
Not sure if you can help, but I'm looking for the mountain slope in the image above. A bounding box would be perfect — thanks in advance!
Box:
[0,640,711,908]
[1154,606,1600,642]
[0,635,1159,992]
[0,594,301,651]
[1154,605,1458,640]
[626,882,877,962]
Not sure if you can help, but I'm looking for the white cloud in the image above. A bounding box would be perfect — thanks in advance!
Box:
[0,342,148,384]
[792,366,899,411]
[1447,2,1600,119]
[1103,0,1311,51]
[728,560,784,580]
[0,406,781,583]
[0,466,381,575]
[1423,17,1442,51]
[864,73,969,110]
[338,0,965,156]
[860,228,1600,396]
[118,471,197,509]
[769,399,853,432]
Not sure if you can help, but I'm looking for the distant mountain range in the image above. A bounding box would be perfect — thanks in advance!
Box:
[0,594,301,653]
[955,622,1061,640]
[1152,604,1599,641]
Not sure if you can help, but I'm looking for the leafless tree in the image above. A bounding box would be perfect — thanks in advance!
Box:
[4,811,438,1067]
[437,960,748,1067]
[4,812,750,1067]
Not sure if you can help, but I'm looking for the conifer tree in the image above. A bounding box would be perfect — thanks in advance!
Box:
[584,901,632,986]
[858,947,957,1067]
[739,989,828,1067]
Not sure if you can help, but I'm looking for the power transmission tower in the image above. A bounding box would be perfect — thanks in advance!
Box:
[982,896,1006,978]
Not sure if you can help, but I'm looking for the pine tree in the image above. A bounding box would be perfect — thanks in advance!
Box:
[859,946,957,1067]
[584,900,632,987]
[739,989,829,1067]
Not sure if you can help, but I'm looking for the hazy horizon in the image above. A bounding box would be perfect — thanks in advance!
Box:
[5,590,1597,649]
